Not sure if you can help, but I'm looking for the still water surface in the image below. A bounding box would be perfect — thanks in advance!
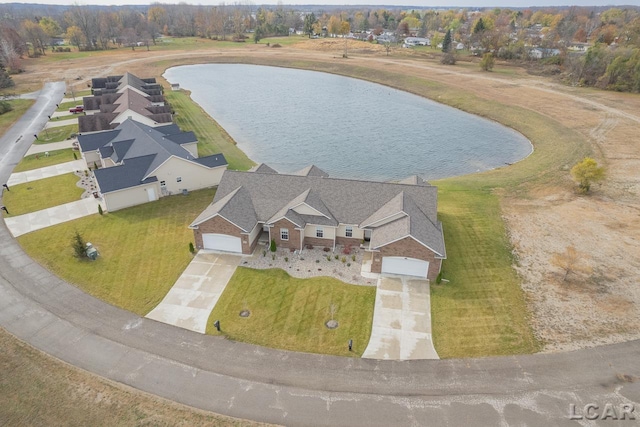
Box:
[164,64,532,181]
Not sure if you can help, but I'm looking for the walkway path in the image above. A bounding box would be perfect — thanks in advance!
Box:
[4,197,104,237]
[363,276,438,360]
[25,139,77,155]
[146,251,241,333]
[7,159,86,186]
[44,118,77,128]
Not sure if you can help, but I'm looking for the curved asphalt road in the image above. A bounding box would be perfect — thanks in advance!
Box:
[1,84,640,426]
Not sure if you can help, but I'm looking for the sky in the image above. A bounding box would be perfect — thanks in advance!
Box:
[1,0,639,7]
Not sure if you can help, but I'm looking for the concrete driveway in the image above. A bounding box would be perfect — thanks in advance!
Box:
[363,276,439,360]
[4,197,104,237]
[8,159,86,186]
[146,251,242,333]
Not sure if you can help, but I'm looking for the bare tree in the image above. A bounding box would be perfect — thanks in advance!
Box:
[552,245,592,282]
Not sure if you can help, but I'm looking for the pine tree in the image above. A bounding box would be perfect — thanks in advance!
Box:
[442,29,452,53]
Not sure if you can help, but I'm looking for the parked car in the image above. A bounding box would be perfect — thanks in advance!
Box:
[69,105,84,113]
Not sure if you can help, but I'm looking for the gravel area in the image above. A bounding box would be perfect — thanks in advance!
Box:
[241,244,377,286]
[74,170,99,199]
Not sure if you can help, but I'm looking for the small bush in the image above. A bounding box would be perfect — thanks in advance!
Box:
[270,239,276,252]
[271,43,282,48]
[341,257,346,263]
[436,271,443,284]
[73,152,77,160]
[284,256,288,262]
[347,263,351,267]
[316,259,320,263]
[326,255,331,261]
[334,254,339,260]
[342,244,352,255]
[189,242,195,253]
[262,250,266,257]
[98,204,103,215]
[323,247,330,252]
[351,254,356,262]
[271,254,276,260]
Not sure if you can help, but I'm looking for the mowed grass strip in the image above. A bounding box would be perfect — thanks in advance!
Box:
[0,99,34,136]
[16,188,217,315]
[163,89,254,171]
[206,267,375,357]
[12,148,77,172]
[36,123,78,144]
[431,182,540,358]
[2,173,84,216]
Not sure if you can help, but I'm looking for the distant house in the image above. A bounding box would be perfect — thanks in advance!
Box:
[78,119,227,212]
[568,42,590,53]
[189,165,446,280]
[529,47,561,59]
[404,37,431,47]
[80,88,172,133]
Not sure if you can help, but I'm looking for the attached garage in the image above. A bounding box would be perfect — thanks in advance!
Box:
[202,233,242,253]
[381,257,429,278]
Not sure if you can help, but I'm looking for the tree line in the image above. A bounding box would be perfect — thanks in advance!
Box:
[1,3,640,92]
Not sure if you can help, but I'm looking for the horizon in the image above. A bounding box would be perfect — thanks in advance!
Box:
[1,0,640,8]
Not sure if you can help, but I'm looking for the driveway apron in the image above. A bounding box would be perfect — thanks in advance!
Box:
[8,159,86,186]
[145,251,242,333]
[4,197,104,237]
[363,276,439,360]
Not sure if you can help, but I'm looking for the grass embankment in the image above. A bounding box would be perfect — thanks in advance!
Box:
[12,148,77,172]
[36,124,78,144]
[3,174,84,217]
[207,267,375,357]
[0,328,255,426]
[0,99,34,136]
[164,89,254,170]
[17,188,217,315]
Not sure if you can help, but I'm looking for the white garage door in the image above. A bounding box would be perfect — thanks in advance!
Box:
[381,257,429,278]
[202,233,242,253]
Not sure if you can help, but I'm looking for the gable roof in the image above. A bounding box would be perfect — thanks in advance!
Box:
[253,163,278,174]
[94,154,158,193]
[83,119,227,193]
[201,168,444,256]
[292,164,329,177]
[190,186,257,232]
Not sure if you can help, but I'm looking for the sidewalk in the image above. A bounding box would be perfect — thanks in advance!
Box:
[4,197,104,237]
[25,139,77,155]
[7,159,86,186]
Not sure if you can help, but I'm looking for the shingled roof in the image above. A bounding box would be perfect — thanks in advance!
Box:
[191,167,445,257]
[80,119,227,194]
[79,88,172,133]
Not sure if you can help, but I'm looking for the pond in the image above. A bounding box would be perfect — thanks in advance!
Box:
[164,64,532,181]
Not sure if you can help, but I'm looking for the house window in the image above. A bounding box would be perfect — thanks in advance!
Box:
[345,226,353,238]
[160,181,166,187]
[280,228,289,241]
[316,227,324,238]
[176,177,182,182]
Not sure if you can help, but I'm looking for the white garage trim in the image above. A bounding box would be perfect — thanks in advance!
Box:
[202,233,242,253]
[381,257,429,278]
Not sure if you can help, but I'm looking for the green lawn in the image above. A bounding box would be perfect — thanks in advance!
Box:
[207,267,376,357]
[164,89,254,170]
[36,124,78,144]
[51,113,82,121]
[56,100,82,112]
[16,188,217,315]
[3,174,84,216]
[12,148,77,173]
[430,182,540,358]
[0,99,34,137]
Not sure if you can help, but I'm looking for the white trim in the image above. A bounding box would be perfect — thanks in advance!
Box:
[188,212,249,233]
[266,215,304,228]
[143,154,226,180]
[280,228,289,241]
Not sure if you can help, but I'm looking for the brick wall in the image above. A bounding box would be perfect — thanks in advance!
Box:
[271,219,301,252]
[335,236,361,248]
[193,215,244,252]
[370,237,442,281]
[303,236,334,250]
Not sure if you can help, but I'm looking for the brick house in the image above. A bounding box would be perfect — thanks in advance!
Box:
[189,165,446,280]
